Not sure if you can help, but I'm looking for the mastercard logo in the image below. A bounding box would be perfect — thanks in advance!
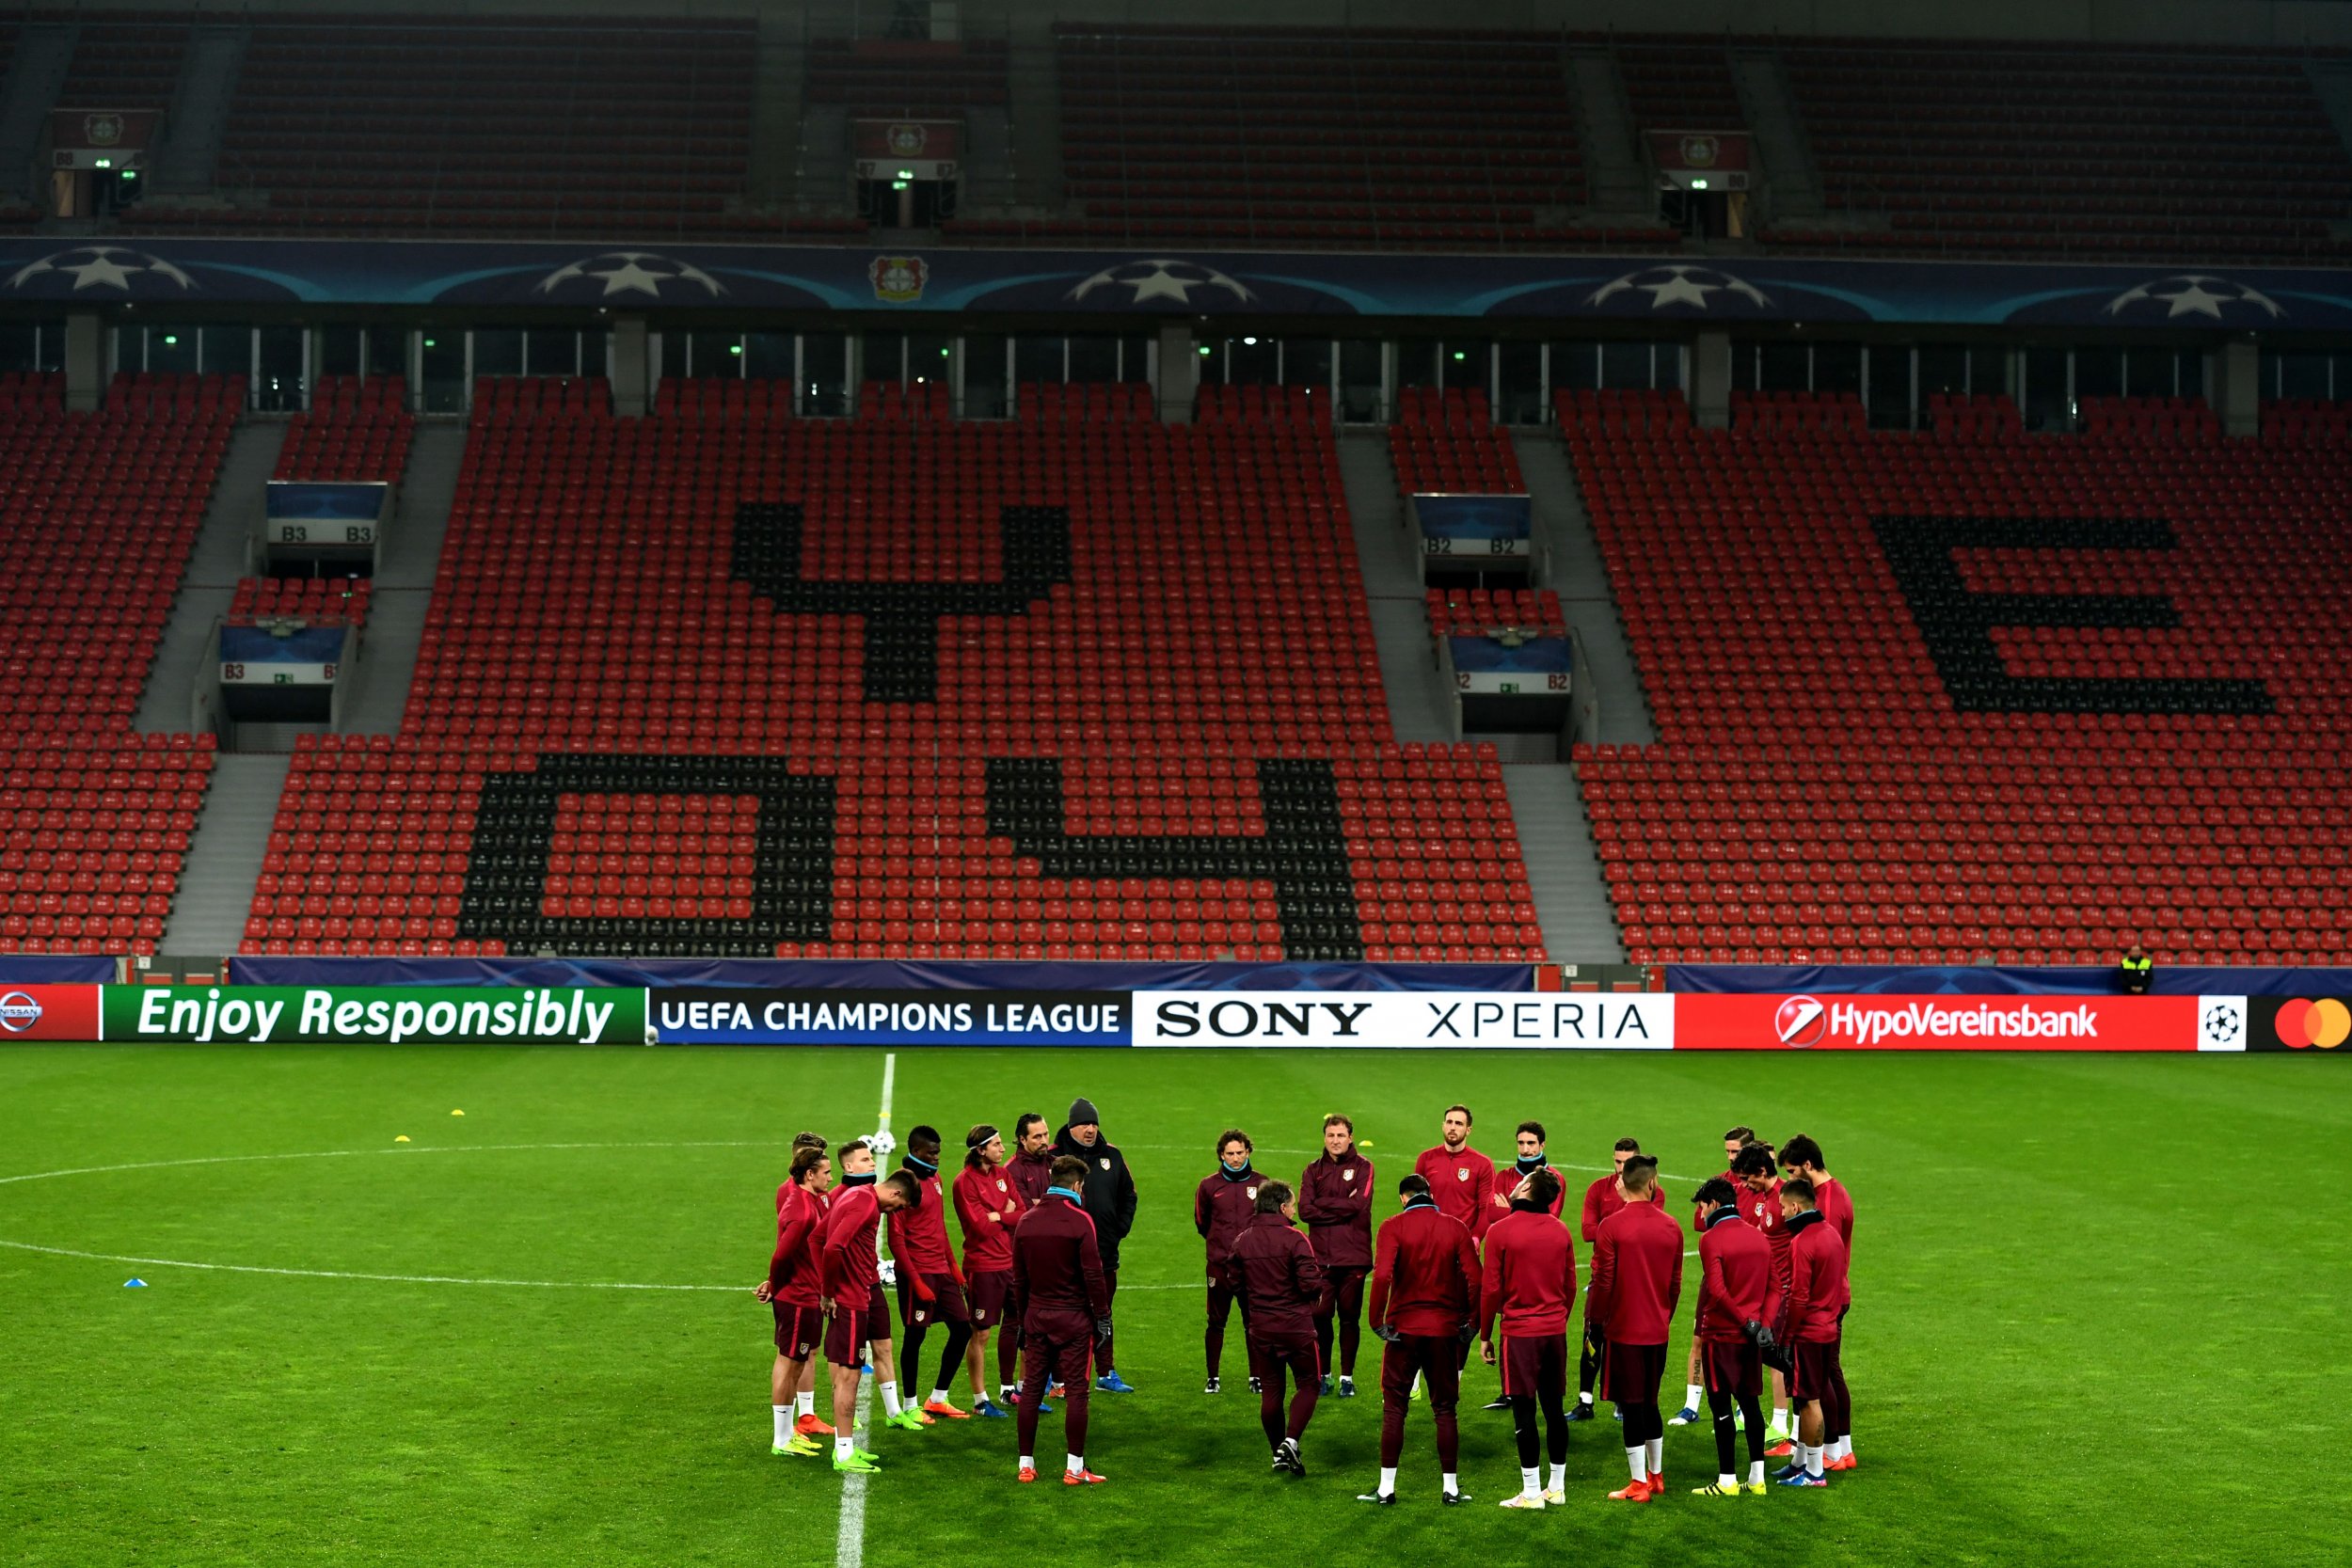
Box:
[2274,997,2350,1050]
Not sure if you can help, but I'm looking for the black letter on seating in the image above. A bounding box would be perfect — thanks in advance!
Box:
[1874,516,2270,716]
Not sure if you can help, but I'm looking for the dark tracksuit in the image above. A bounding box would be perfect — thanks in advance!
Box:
[1225,1210,1328,1449]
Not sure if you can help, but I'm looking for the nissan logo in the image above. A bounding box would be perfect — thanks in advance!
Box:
[1774,994,1826,1047]
[0,990,43,1032]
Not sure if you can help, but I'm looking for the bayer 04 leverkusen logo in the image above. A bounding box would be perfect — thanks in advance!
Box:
[2247,995,2352,1052]
[1773,994,1827,1048]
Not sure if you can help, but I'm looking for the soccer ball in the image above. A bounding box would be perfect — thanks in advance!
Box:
[869,1129,898,1158]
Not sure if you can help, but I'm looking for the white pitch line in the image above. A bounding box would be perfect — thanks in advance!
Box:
[836,1051,894,1568]
[0,1237,745,1291]
[0,1140,784,1189]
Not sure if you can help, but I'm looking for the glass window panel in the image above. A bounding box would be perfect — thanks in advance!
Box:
[1226,334,1278,386]
[962,334,1009,417]
[1549,341,1600,392]
[687,331,742,378]
[1279,338,1330,389]
[1814,341,1862,395]
[1598,341,1651,390]
[255,326,305,412]
[0,322,39,374]
[802,332,850,415]
[1496,341,1544,424]
[2073,347,2122,400]
[419,330,467,413]
[1653,342,1684,390]
[2023,347,2069,432]
[1441,339,1493,396]
[202,324,252,379]
[472,329,523,377]
[1119,335,1152,383]
[1395,339,1441,390]
[1339,339,1385,421]
[1916,343,1967,398]
[862,331,905,387]
[1069,335,1121,384]
[1866,344,1912,429]
[1758,342,1809,391]
[744,332,794,381]
[147,325,200,373]
[909,333,954,387]
[1968,347,2008,399]
[2279,352,2330,401]
[525,329,580,377]
[1013,336,1063,386]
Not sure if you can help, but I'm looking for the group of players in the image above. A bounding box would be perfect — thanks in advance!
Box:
[755,1099,1855,1506]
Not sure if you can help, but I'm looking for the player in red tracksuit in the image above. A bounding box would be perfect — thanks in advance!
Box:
[888,1127,972,1421]
[1359,1172,1482,1506]
[1194,1129,1264,1394]
[995,1112,1055,1406]
[1731,1140,1795,1445]
[1585,1156,1682,1502]
[1479,1167,1576,1510]
[1009,1154,1114,1484]
[1224,1180,1329,1477]
[1690,1177,1778,1497]
[1780,1132,1856,1468]
[1677,1124,1759,1427]
[1575,1136,1666,1419]
[758,1143,833,1455]
[952,1123,1022,1419]
[819,1154,918,1474]
[1774,1177,1852,1488]
[1297,1113,1374,1399]
[1474,1119,1568,1412]
[1414,1103,1498,1240]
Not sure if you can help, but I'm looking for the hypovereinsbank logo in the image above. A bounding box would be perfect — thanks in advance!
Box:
[107,986,642,1045]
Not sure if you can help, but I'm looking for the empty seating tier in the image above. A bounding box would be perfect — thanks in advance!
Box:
[1390,388,1523,494]
[243,377,1542,962]
[275,375,414,483]
[1565,388,2352,966]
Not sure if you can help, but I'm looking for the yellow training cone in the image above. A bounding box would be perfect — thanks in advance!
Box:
[394,1134,410,1143]
[451,1109,465,1117]
[1359,1139,1375,1148]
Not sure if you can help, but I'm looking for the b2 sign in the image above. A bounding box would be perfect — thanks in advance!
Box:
[1135,990,1672,1049]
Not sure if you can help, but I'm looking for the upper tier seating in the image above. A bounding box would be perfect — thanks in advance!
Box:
[1426,588,1565,637]
[159,17,756,238]
[1390,388,1523,494]
[275,375,414,482]
[242,377,1541,961]
[1018,26,1676,249]
[230,576,372,629]
[0,372,237,954]
[805,37,1008,117]
[57,16,190,108]
[1772,41,2352,261]
[1613,39,1745,132]
[1564,388,2352,966]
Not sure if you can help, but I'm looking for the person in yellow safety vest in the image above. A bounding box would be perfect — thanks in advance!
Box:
[2118,942,2153,996]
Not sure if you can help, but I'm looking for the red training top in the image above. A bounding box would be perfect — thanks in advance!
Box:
[1193,1168,1263,1270]
[1480,1206,1577,1340]
[1586,1197,1684,1345]
[1414,1142,1499,1238]
[1006,1146,1054,1211]
[821,1183,882,1302]
[1296,1148,1375,1268]
[1223,1210,1328,1341]
[1582,1174,1673,1241]
[1814,1177,1854,1259]
[1369,1198,1482,1338]
[768,1181,825,1308]
[1694,1209,1776,1344]
[886,1165,958,1279]
[1780,1212,1851,1343]
[953,1163,1022,1275]
[1738,1179,1792,1288]
[1009,1192,1112,1330]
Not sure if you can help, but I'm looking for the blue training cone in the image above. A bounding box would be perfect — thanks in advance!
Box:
[123,1278,147,1289]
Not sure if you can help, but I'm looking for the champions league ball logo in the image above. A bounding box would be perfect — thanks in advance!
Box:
[2104,275,2284,322]
[1587,262,1771,312]
[7,245,195,294]
[534,251,723,301]
[1070,259,1254,306]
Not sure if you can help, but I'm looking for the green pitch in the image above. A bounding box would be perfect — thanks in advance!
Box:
[1,1045,2344,1567]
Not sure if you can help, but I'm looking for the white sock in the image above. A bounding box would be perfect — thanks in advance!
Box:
[772,1405,792,1446]
[795,1391,814,1418]
[1548,1461,1566,1491]
[1833,1435,1851,1462]
[1749,1458,1766,1485]
[1804,1443,1823,1479]
[929,1387,951,1407]
[1520,1465,1541,1497]
[834,1433,854,1461]
[1626,1447,1646,1483]
[1441,1471,1459,1497]
[1719,1471,1737,1489]
[880,1381,902,1418]
[1577,1390,1594,1406]
[1684,1383,1704,1411]
[1645,1436,1663,1473]
[1065,1453,1085,1476]
[1770,1405,1790,1434]
[1019,1453,1033,1471]
[1379,1465,1398,1495]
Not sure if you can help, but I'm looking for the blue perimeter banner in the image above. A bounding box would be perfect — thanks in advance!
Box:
[0,956,118,983]
[227,957,1535,992]
[1666,963,2352,998]
[2,238,2344,329]
[1416,495,1532,546]
[220,626,343,665]
[264,483,386,523]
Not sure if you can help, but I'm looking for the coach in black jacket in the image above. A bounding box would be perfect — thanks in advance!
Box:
[1055,1096,1139,1390]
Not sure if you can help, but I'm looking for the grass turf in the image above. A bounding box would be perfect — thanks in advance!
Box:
[0,1045,2344,1566]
